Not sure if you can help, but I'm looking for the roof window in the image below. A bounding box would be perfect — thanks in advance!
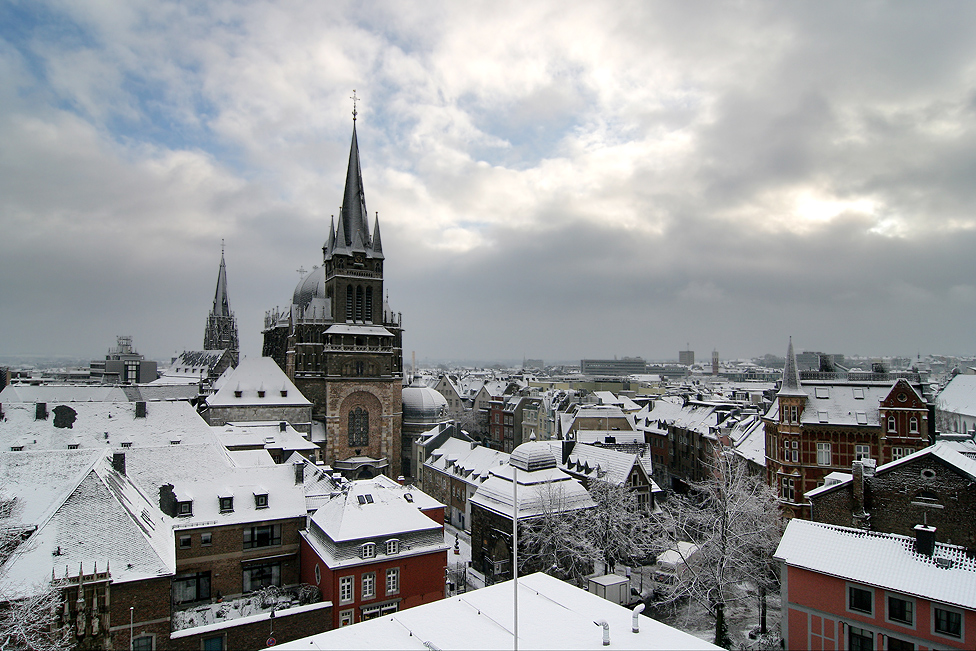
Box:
[219,496,234,513]
[361,542,376,559]
[855,412,868,425]
[852,388,864,399]
[357,494,375,505]
[254,493,269,509]
[818,411,829,423]
[177,500,193,517]
[814,387,829,399]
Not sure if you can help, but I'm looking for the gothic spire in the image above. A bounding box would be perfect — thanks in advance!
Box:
[323,215,336,260]
[371,212,385,259]
[778,336,806,396]
[340,122,370,251]
[204,243,239,361]
[213,244,230,317]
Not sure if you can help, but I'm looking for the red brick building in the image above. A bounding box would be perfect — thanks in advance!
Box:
[776,519,976,650]
[300,476,448,628]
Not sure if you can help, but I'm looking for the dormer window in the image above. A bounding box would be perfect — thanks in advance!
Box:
[280,390,288,397]
[234,390,243,398]
[177,501,193,517]
[254,493,269,509]
[219,497,234,513]
[258,390,266,398]
[357,494,374,505]
[361,542,376,559]
[386,539,399,555]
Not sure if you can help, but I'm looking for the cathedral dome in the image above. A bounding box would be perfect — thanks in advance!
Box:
[510,440,557,472]
[402,386,448,424]
[292,266,326,309]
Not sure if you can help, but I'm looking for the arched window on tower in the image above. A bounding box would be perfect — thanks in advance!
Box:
[349,407,369,446]
[356,286,364,321]
[365,287,373,323]
[346,286,354,322]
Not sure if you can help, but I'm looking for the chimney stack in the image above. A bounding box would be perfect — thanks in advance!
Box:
[112,452,126,475]
[914,524,936,556]
[293,461,305,485]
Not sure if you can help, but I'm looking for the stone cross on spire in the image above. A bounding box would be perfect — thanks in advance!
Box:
[350,89,358,121]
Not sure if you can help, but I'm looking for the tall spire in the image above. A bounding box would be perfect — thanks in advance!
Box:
[371,212,385,259]
[213,242,231,317]
[204,244,239,363]
[339,114,370,251]
[779,336,805,396]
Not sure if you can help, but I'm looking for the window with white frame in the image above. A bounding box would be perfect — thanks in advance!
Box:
[790,405,798,423]
[817,442,831,466]
[934,606,962,638]
[339,609,353,627]
[855,444,871,461]
[386,539,399,555]
[909,416,919,434]
[386,568,399,594]
[781,477,795,502]
[790,440,799,463]
[887,416,897,433]
[361,572,375,600]
[848,585,873,615]
[361,542,375,559]
[887,594,914,626]
[339,576,353,604]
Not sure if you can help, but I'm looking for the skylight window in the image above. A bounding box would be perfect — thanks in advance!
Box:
[852,388,864,399]
[254,493,269,509]
[855,412,868,425]
[814,387,829,399]
[818,411,829,423]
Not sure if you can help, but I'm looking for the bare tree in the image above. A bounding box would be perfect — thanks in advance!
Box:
[0,579,71,651]
[583,480,654,574]
[652,452,783,649]
[517,482,597,587]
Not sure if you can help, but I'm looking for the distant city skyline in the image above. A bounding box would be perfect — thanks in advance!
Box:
[2,3,975,362]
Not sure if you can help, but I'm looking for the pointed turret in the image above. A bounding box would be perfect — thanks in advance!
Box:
[333,212,350,256]
[340,123,370,251]
[323,216,336,260]
[779,337,806,396]
[213,249,231,317]
[371,212,385,259]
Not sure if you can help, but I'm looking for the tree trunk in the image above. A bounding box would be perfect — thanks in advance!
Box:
[714,601,732,649]
[759,584,768,634]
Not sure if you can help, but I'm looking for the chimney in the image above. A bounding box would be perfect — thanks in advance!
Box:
[279,421,287,432]
[35,402,48,420]
[159,484,176,517]
[914,524,936,556]
[851,460,869,528]
[293,461,304,485]
[112,452,126,475]
[397,475,406,485]
[135,401,147,418]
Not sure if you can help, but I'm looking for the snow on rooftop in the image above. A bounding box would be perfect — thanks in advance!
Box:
[470,463,595,519]
[206,357,311,408]
[310,477,443,543]
[938,374,976,417]
[775,519,976,609]
[0,384,128,403]
[216,421,317,452]
[277,571,721,650]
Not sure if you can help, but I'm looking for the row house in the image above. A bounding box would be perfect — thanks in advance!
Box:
[547,440,661,510]
[776,519,976,650]
[764,339,931,519]
[299,476,448,629]
[422,437,510,531]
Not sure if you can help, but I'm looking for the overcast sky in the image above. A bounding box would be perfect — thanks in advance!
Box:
[2,1,975,365]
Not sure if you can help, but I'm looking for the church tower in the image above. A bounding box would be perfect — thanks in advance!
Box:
[204,245,240,365]
[262,104,403,480]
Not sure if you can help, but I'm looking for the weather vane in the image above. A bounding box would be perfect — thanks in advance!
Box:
[350,90,359,121]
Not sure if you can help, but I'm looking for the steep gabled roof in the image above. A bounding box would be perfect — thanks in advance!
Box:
[778,337,806,397]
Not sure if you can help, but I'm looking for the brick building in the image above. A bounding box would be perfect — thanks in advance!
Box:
[807,442,976,550]
[263,117,403,480]
[299,476,448,628]
[776,519,976,650]
[764,338,931,518]
[422,436,510,531]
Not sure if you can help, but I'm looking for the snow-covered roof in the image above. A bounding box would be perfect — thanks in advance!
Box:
[276,571,721,650]
[206,357,311,408]
[775,519,976,610]
[470,463,595,519]
[764,381,907,427]
[310,476,443,544]
[574,429,644,445]
[0,400,219,452]
[215,421,317,453]
[323,324,394,337]
[937,374,976,417]
[728,414,766,467]
[547,441,648,487]
[0,384,128,403]
[426,438,510,486]
[0,449,102,529]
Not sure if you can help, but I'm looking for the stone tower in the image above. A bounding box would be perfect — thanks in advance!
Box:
[262,115,403,480]
[203,246,240,365]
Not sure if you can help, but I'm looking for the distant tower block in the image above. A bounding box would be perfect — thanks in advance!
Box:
[204,243,240,365]
[678,349,695,366]
[712,350,719,375]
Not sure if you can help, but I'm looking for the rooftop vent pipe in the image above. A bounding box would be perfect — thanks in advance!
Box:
[593,620,610,646]
[632,602,645,633]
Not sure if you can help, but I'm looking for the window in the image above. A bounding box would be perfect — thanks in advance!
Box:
[131,635,154,651]
[243,524,281,549]
[179,535,191,549]
[314,564,321,584]
[386,568,399,595]
[848,625,873,651]
[361,543,376,559]
[891,447,914,461]
[121,442,132,448]
[348,407,369,446]
[67,444,79,450]
[339,609,354,626]
[909,416,919,434]
[818,410,829,423]
[790,440,799,463]
[173,571,211,603]
[219,497,233,513]
[853,388,864,399]
[386,539,399,555]
[887,595,914,626]
[201,533,212,546]
[339,576,353,604]
[934,606,962,638]
[790,405,798,423]
[202,635,225,651]
[855,411,868,425]
[855,444,871,461]
[243,562,281,592]
[254,493,269,509]
[848,585,873,614]
[362,572,375,599]
[886,637,913,651]
[781,477,795,502]
[815,387,829,399]
[888,416,897,433]
[177,501,192,517]
[817,442,831,466]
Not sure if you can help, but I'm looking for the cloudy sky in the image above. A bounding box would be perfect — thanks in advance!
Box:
[2,1,975,365]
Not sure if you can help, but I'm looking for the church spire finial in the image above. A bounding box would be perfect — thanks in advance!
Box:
[350,89,358,122]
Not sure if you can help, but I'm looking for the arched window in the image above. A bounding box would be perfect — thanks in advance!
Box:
[356,286,364,321]
[346,286,353,322]
[909,416,919,434]
[348,407,369,446]
[365,287,373,322]
[887,416,896,433]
